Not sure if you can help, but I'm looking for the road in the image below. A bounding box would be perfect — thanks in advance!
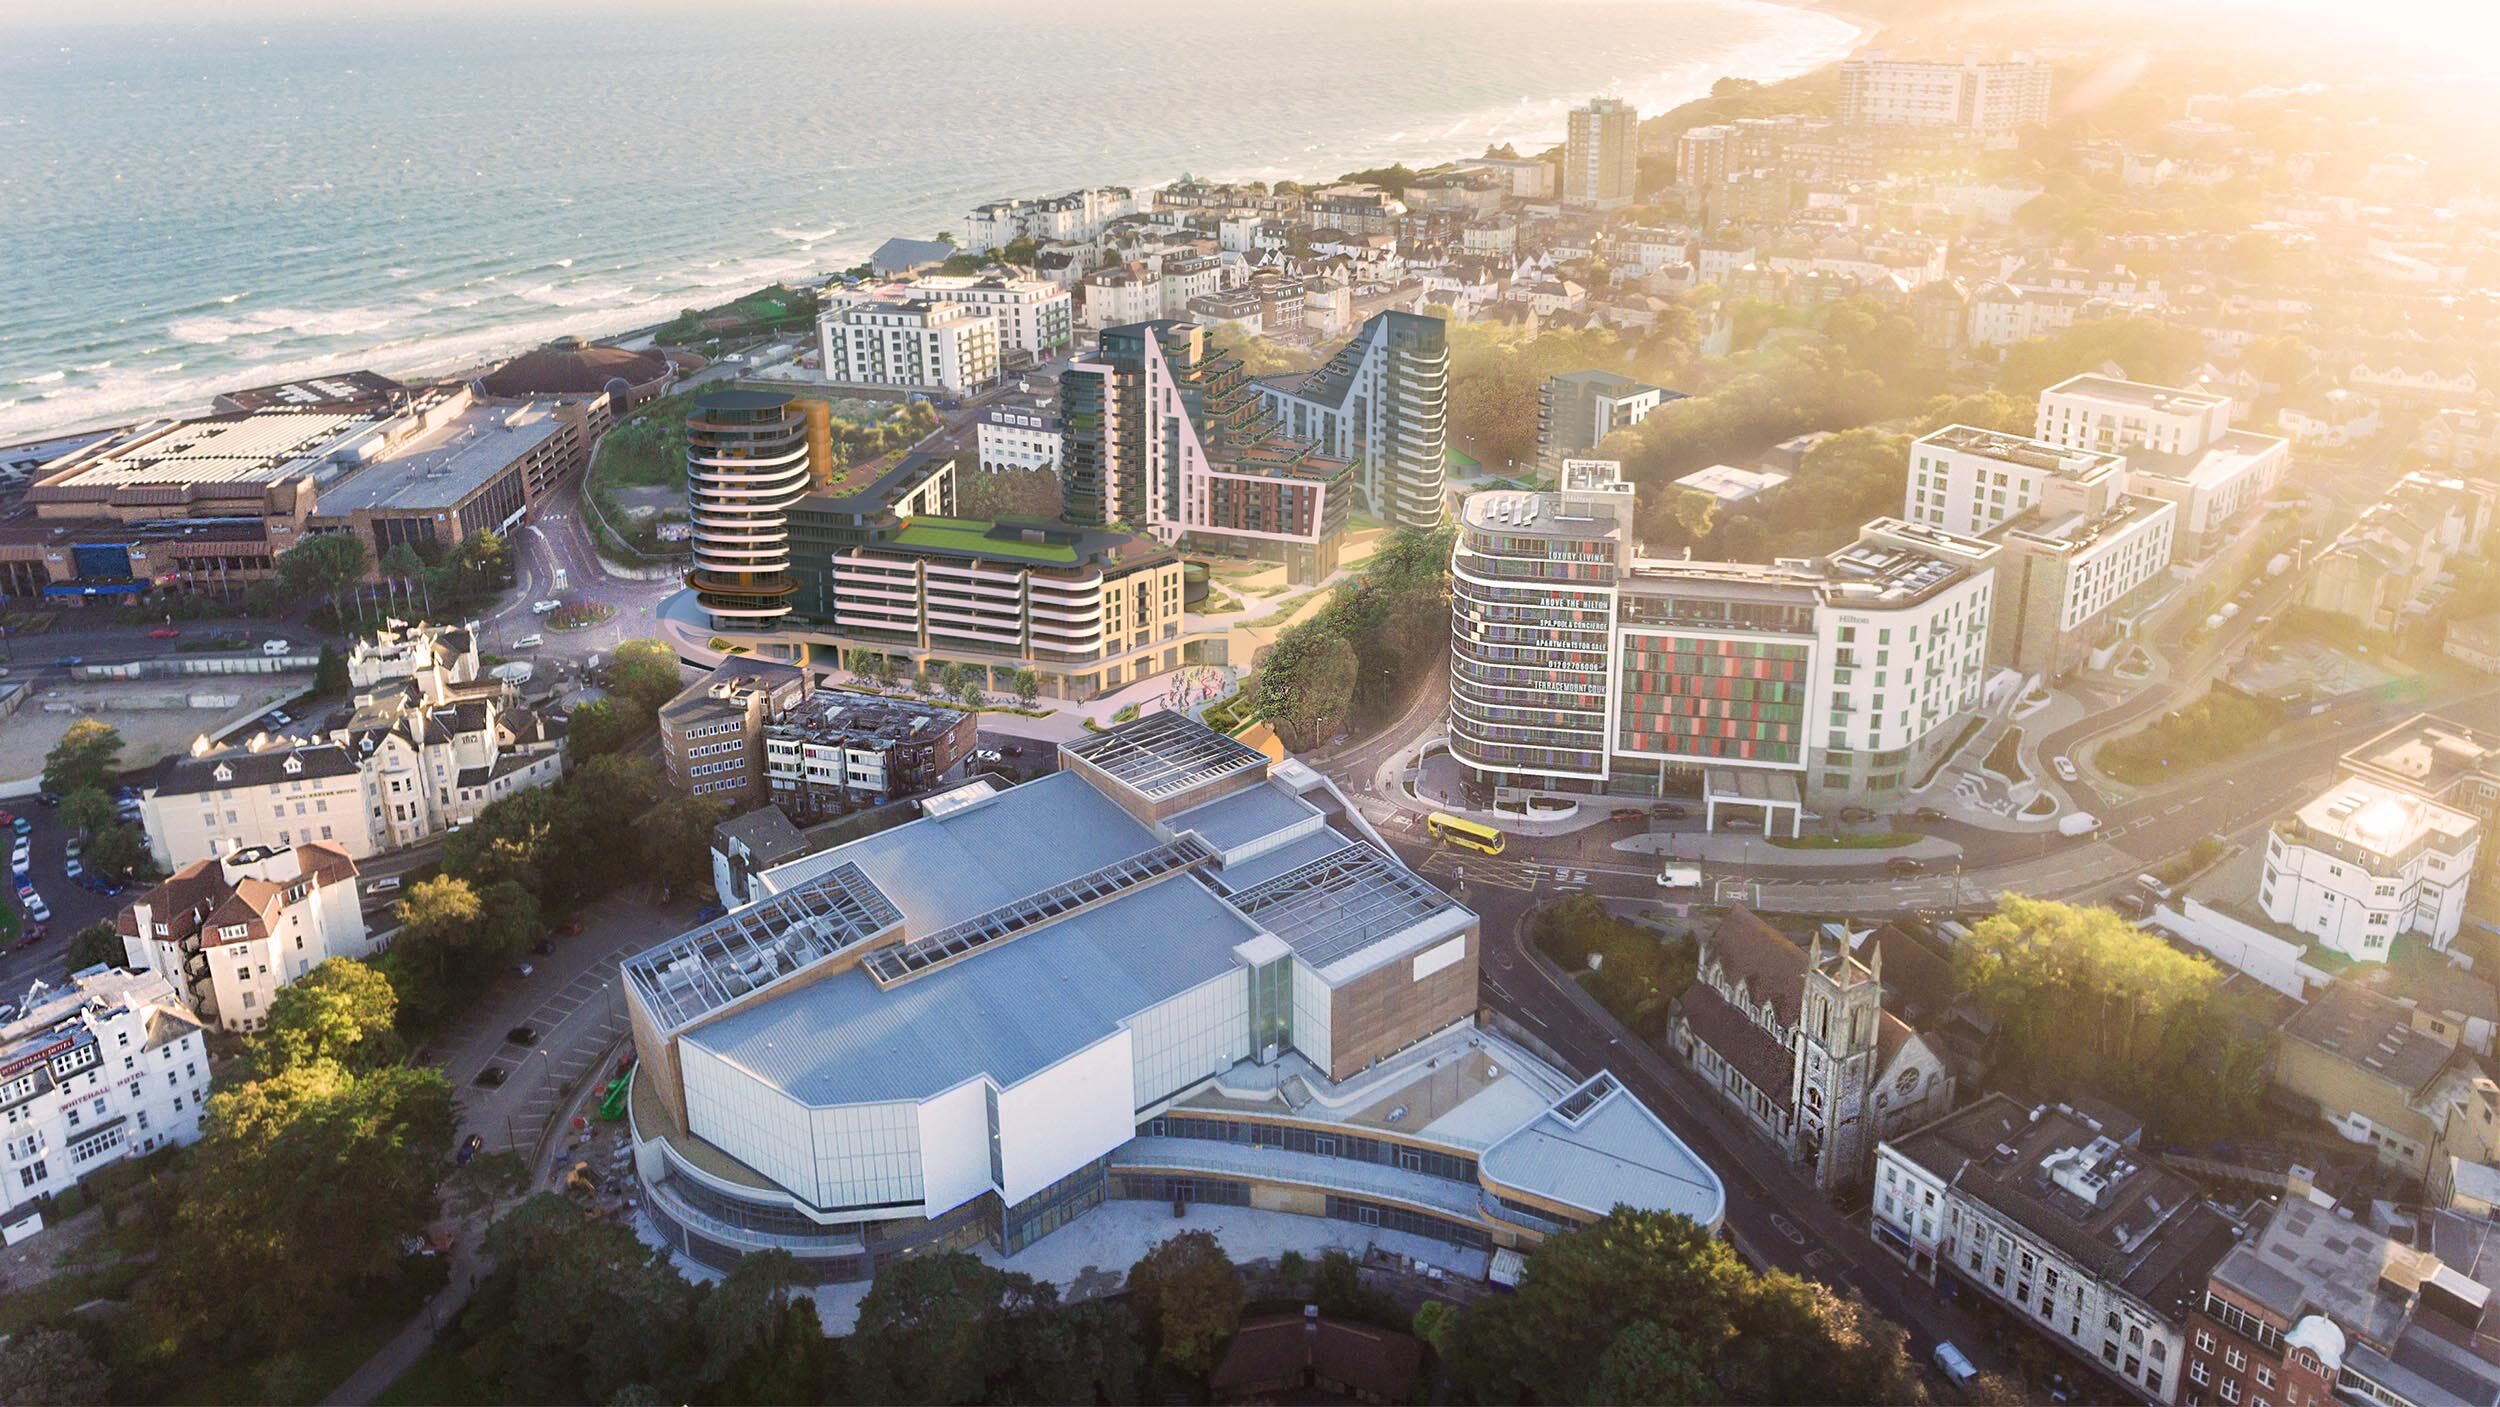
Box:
[1447,872,2017,1380]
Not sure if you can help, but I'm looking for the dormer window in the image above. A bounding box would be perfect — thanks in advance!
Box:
[212,764,233,783]
[282,756,302,775]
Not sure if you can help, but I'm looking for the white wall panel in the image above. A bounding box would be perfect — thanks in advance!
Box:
[996,1030,1134,1204]
[1129,970,1249,1109]
[1291,959,1333,1074]
[916,1079,993,1216]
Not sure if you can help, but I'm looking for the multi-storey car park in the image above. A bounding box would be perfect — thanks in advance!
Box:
[620,711,1723,1281]
[1449,460,1998,826]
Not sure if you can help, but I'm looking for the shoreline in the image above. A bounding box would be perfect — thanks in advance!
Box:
[3,1,1879,446]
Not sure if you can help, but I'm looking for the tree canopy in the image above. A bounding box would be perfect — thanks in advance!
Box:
[1124,1231,1244,1373]
[43,719,124,796]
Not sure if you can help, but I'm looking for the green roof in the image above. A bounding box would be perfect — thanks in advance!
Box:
[890,516,1080,564]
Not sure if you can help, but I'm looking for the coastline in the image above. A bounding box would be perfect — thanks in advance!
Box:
[2,0,1875,446]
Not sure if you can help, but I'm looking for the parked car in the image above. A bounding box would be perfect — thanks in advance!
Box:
[473,1066,509,1088]
[694,903,727,922]
[260,639,292,656]
[33,792,58,808]
[512,635,544,651]
[1651,803,1688,819]
[1885,856,1926,876]
[2053,755,2080,783]
[1907,806,1947,823]
[455,1133,484,1166]
[531,599,562,614]
[147,626,180,640]
[14,817,32,838]
[504,1026,540,1047]
[63,859,81,880]
[63,836,80,859]
[53,656,80,668]
[367,875,403,895]
[1609,808,1645,822]
[25,894,50,923]
[1002,743,1025,757]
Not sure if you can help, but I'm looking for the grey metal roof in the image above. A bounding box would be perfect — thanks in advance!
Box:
[765,771,1162,932]
[1211,828,1353,891]
[1169,780,1320,854]
[682,874,1257,1106]
[1480,1074,1727,1228]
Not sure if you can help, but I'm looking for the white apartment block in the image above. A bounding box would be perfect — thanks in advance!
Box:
[1079,266,1160,330]
[1842,54,2053,131]
[2036,375,2289,554]
[142,650,566,870]
[818,298,1001,394]
[116,843,372,1033]
[1449,462,1999,814]
[892,276,1072,361]
[2263,777,2481,962]
[1157,258,1229,319]
[961,187,1135,251]
[973,396,1061,473]
[1875,1096,2239,1407]
[1906,425,2177,676]
[0,970,210,1244]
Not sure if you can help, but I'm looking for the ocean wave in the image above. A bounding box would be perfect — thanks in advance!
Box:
[13,371,66,386]
[70,361,112,373]
[771,224,846,244]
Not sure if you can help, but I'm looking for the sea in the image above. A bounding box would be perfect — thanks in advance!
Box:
[0,0,1860,443]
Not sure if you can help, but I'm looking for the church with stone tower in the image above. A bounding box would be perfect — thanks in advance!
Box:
[1671,906,1958,1193]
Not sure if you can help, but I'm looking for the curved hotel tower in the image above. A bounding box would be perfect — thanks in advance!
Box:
[687,389,817,626]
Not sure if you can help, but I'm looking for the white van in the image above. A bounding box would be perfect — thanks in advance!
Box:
[513,634,544,651]
[1657,865,1703,890]
[261,638,292,656]
[1932,1341,1978,1386]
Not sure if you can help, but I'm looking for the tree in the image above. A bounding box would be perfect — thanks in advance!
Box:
[565,696,636,758]
[43,719,124,796]
[81,821,148,882]
[1125,1231,1244,1373]
[1442,1209,1746,1404]
[276,532,372,618]
[849,1251,1048,1404]
[1584,1320,1719,1406]
[643,796,730,895]
[254,958,402,1074]
[463,1195,704,1405]
[388,875,538,1022]
[1011,668,1040,707]
[1955,896,2246,1139]
[697,1249,830,1406]
[953,676,985,709]
[1252,627,1358,751]
[0,1327,112,1406]
[58,786,115,839]
[65,921,124,971]
[153,1062,455,1351]
[313,642,350,696]
[442,786,582,895]
[606,638,687,714]
[446,1149,531,1223]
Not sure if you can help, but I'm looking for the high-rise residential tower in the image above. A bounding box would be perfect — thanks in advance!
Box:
[1061,321,1354,582]
[1255,310,1452,530]
[687,389,820,627]
[1564,97,1640,210]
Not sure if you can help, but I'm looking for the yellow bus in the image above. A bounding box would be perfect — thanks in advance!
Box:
[1426,812,1506,855]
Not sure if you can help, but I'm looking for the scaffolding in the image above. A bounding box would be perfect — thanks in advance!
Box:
[1224,842,1458,969]
[623,863,904,1032]
[1063,710,1267,801]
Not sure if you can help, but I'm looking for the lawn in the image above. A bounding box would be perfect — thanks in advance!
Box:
[1769,832,1920,850]
[891,516,1077,564]
[376,1341,497,1407]
[2098,689,2281,785]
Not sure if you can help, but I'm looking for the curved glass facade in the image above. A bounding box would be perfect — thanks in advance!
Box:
[1447,517,1619,786]
[687,390,812,626]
